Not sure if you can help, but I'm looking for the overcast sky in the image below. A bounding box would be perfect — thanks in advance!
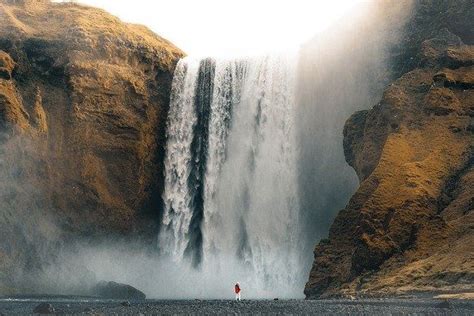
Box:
[58,0,364,56]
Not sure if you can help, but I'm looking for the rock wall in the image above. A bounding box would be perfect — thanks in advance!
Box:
[0,0,183,293]
[305,0,473,298]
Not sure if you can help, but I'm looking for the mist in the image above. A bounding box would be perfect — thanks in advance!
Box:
[0,1,415,300]
[39,242,305,299]
[295,1,414,269]
[0,131,63,293]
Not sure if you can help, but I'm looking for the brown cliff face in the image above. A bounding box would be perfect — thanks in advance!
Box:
[305,2,474,298]
[0,0,183,292]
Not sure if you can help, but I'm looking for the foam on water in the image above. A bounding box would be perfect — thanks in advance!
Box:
[160,54,304,297]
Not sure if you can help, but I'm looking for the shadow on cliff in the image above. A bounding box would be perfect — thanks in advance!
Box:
[295,0,414,282]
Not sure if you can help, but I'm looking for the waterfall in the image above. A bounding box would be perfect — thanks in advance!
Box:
[160,54,304,297]
[160,58,200,262]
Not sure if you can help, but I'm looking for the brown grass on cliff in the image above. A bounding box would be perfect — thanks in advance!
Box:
[306,27,474,298]
[0,0,184,293]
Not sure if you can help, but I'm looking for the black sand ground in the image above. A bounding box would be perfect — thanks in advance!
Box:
[0,297,473,315]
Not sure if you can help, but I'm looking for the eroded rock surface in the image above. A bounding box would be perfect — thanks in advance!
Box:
[306,20,474,299]
[0,0,183,293]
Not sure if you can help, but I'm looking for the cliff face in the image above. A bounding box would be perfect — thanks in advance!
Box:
[0,0,183,292]
[305,1,473,298]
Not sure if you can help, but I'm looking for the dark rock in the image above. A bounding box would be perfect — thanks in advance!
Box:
[343,110,370,181]
[390,1,474,78]
[33,302,55,314]
[449,125,462,133]
[121,301,131,307]
[93,281,146,300]
[84,307,94,312]
[434,67,474,90]
[420,28,463,67]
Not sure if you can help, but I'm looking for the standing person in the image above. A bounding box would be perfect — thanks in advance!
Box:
[234,282,241,301]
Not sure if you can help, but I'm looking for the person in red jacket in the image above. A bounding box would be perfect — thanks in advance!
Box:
[234,282,241,301]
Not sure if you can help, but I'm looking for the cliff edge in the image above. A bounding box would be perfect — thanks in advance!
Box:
[0,0,183,293]
[305,1,473,298]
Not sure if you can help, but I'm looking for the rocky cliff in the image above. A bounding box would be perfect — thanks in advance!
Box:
[305,0,473,298]
[0,0,183,293]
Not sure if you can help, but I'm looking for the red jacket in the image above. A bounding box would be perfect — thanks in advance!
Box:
[235,284,241,294]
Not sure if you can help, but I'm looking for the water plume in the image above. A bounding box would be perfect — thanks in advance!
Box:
[160,54,304,297]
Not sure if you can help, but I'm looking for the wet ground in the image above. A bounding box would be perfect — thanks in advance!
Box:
[0,297,473,315]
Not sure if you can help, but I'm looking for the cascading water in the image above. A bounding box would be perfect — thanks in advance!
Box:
[160,54,304,297]
[0,1,416,301]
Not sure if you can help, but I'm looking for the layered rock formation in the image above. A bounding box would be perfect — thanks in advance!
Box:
[305,1,473,298]
[0,0,183,293]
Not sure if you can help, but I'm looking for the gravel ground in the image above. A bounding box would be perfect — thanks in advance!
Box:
[0,297,473,315]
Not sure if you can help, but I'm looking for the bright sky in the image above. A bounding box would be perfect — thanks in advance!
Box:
[59,0,365,57]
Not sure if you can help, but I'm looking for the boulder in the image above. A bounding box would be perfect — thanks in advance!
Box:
[33,303,55,314]
[93,281,146,300]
